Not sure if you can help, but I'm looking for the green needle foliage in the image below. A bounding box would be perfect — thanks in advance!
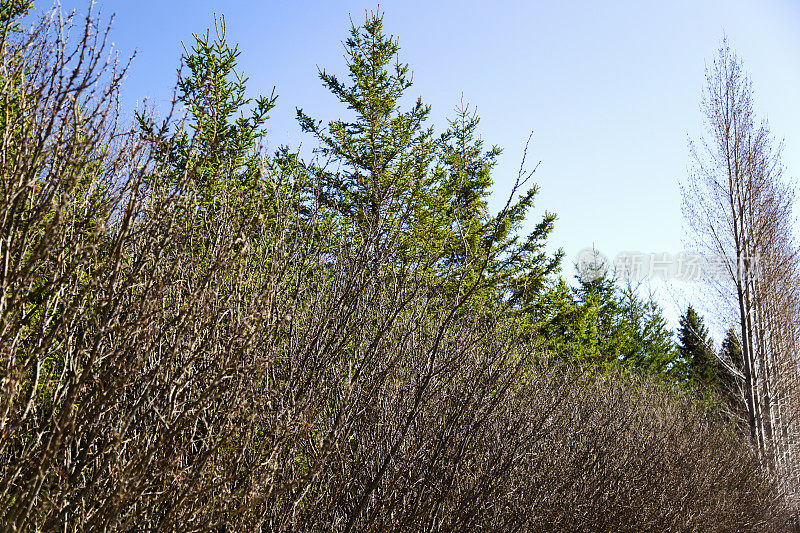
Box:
[677,307,744,411]
[296,11,562,326]
[719,326,747,415]
[297,11,435,253]
[678,306,716,385]
[291,11,436,286]
[139,15,277,216]
[176,17,276,200]
[435,102,562,320]
[539,265,680,375]
[436,103,496,264]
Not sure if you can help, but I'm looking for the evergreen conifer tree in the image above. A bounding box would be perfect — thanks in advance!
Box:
[139,16,277,211]
[719,327,746,415]
[540,263,679,375]
[296,11,435,263]
[435,102,497,283]
[435,102,561,316]
[297,11,562,323]
[677,306,718,387]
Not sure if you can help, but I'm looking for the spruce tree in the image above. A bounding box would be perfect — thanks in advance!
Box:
[296,11,435,260]
[540,263,679,375]
[298,11,561,321]
[435,102,497,276]
[432,101,503,305]
[719,327,746,416]
[677,306,718,387]
[617,284,679,374]
[435,102,561,316]
[139,16,277,211]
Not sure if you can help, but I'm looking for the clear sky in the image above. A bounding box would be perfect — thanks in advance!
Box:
[50,0,800,337]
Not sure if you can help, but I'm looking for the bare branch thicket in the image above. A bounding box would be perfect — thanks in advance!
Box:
[0,7,273,529]
[683,39,800,505]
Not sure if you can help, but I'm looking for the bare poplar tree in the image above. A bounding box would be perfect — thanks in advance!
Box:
[683,39,800,504]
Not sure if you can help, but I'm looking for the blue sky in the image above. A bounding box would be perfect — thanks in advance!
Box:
[51,0,800,336]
